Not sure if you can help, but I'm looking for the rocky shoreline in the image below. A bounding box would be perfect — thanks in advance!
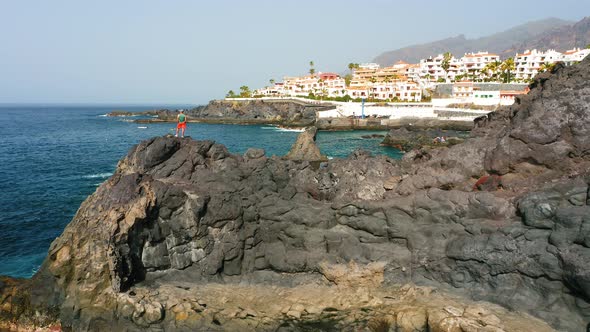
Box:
[109,100,476,132]
[110,99,327,128]
[380,127,467,152]
[1,58,590,331]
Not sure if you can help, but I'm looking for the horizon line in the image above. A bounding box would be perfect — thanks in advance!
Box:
[0,102,208,107]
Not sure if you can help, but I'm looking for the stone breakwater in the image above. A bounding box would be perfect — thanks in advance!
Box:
[2,57,590,331]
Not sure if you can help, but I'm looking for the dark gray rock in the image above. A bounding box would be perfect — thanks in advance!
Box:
[284,127,327,162]
[381,127,468,152]
[4,58,590,331]
[244,148,265,160]
[188,99,327,126]
[481,61,590,176]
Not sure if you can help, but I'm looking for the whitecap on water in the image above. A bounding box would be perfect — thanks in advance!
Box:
[82,172,113,179]
[261,126,304,132]
[275,127,304,132]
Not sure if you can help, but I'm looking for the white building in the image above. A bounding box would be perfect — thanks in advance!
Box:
[346,86,369,99]
[514,49,562,80]
[358,63,380,70]
[348,81,421,102]
[460,51,500,79]
[419,54,464,82]
[452,80,474,98]
[276,73,346,97]
[515,48,590,79]
[251,47,590,102]
[445,81,530,106]
[562,48,590,66]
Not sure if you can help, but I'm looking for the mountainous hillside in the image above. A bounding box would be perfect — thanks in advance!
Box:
[511,16,590,54]
[373,17,577,65]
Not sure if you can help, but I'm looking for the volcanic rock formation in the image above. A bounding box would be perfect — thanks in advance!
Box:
[380,127,466,152]
[138,99,330,127]
[285,126,327,162]
[2,57,590,331]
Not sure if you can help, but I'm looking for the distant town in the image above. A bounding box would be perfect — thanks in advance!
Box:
[226,47,590,105]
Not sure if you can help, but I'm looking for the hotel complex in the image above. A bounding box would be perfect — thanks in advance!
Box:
[514,48,590,79]
[252,47,589,103]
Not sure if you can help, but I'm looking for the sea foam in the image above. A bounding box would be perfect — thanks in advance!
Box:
[83,172,113,179]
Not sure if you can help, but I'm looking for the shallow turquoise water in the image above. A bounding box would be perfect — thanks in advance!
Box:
[0,105,401,278]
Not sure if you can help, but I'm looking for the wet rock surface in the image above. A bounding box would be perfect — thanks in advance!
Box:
[2,58,590,331]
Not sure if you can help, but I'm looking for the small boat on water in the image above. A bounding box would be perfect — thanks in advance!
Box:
[137,126,148,129]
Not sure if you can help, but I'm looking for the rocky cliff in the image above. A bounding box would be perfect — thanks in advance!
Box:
[2,58,590,331]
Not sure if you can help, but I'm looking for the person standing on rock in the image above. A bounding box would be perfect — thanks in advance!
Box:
[176,109,187,138]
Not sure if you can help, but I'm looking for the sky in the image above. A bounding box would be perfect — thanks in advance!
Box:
[0,0,589,105]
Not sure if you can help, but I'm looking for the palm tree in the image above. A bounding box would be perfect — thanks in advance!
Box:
[482,61,501,81]
[309,61,315,77]
[226,90,236,98]
[539,62,556,73]
[491,60,502,81]
[344,74,352,87]
[269,78,275,86]
[348,62,355,74]
[239,85,251,98]
[441,52,452,82]
[501,58,515,83]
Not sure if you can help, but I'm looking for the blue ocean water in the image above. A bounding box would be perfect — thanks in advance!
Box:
[0,105,401,278]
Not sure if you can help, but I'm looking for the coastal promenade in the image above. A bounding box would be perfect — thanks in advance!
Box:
[225,97,491,121]
[223,97,490,130]
[318,102,489,120]
[122,97,487,131]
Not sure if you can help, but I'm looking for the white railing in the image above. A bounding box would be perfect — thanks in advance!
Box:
[223,96,334,106]
[318,104,492,119]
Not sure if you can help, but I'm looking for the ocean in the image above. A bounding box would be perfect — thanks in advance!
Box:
[0,105,402,278]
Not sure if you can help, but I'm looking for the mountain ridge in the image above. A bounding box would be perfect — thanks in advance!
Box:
[374,17,582,65]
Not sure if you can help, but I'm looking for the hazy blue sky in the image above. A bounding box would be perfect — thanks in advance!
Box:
[1,0,588,104]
